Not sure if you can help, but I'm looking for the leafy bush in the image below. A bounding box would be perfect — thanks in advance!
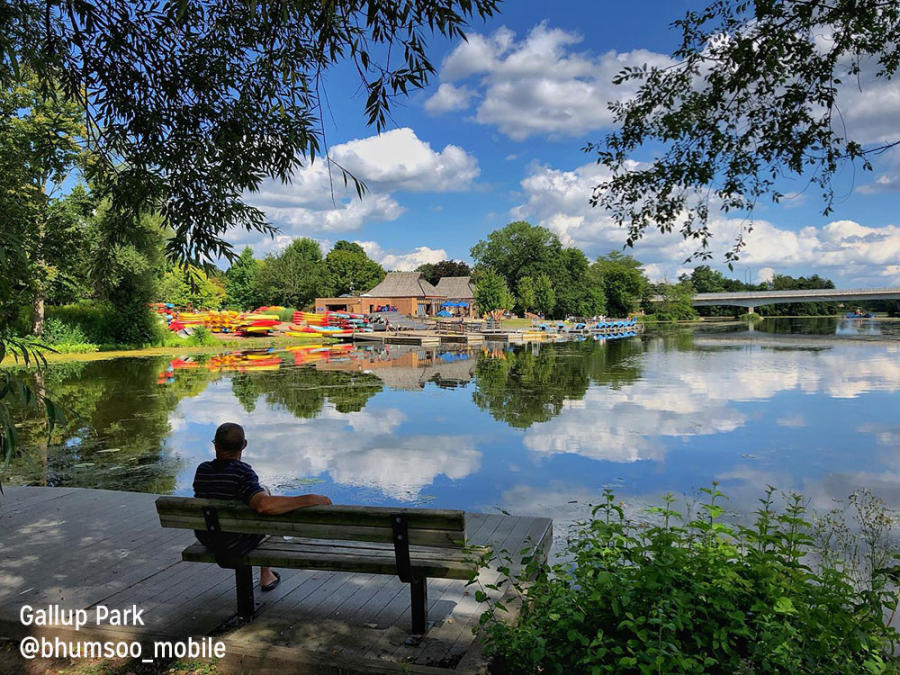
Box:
[276,307,297,322]
[643,310,699,323]
[156,324,220,348]
[475,486,900,674]
[42,318,91,345]
[46,303,113,343]
[185,325,217,346]
[106,302,163,345]
[46,302,161,346]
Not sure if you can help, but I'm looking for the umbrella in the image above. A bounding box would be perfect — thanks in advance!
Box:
[437,310,453,317]
[441,301,456,307]
[456,301,468,307]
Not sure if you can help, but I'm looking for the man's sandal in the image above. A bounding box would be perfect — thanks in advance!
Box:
[261,571,281,592]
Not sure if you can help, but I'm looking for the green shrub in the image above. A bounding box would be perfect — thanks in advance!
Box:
[46,303,113,343]
[155,324,220,348]
[276,307,297,322]
[42,318,91,345]
[185,325,218,346]
[105,302,162,345]
[475,486,900,674]
[45,302,160,346]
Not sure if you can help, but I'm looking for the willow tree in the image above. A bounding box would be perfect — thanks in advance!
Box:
[2,0,499,265]
[588,0,900,265]
[0,0,498,470]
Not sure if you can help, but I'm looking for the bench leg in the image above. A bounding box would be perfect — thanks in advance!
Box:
[410,578,428,635]
[235,566,255,622]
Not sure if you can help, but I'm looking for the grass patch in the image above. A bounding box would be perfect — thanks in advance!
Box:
[502,317,541,329]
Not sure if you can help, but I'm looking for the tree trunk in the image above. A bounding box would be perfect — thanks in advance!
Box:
[32,291,45,337]
[32,180,47,336]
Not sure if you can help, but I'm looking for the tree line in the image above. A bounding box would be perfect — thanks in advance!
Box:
[469,221,652,319]
[466,221,864,320]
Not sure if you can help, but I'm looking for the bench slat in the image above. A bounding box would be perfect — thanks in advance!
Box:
[156,497,466,532]
[257,536,486,562]
[159,515,465,548]
[180,541,477,580]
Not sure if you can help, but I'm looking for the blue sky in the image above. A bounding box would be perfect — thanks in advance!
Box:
[237,0,900,287]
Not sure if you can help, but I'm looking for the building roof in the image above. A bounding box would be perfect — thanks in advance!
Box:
[434,276,475,298]
[364,272,441,298]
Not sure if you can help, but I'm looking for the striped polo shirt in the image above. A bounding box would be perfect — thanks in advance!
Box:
[193,458,266,557]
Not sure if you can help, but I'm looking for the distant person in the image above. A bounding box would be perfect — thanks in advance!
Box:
[193,422,332,592]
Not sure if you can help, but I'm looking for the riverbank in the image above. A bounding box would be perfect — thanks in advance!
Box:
[0,334,333,367]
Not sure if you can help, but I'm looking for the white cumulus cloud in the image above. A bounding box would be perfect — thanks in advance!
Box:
[357,241,448,271]
[511,160,900,286]
[426,23,674,140]
[245,128,479,236]
[756,267,776,284]
[424,83,477,114]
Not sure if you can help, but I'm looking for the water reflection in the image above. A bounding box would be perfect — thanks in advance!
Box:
[4,321,898,534]
[750,316,900,338]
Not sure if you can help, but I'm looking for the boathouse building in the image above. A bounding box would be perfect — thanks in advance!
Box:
[315,271,456,317]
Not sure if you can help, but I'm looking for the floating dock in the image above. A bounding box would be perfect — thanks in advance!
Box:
[0,487,551,674]
[352,333,441,346]
[438,333,484,346]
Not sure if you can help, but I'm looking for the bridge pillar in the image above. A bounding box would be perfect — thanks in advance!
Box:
[747,306,754,315]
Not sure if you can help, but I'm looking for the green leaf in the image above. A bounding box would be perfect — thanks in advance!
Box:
[773,597,796,615]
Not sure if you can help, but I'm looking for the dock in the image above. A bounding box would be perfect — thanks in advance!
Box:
[353,332,485,347]
[353,333,441,346]
[438,333,484,346]
[0,487,551,674]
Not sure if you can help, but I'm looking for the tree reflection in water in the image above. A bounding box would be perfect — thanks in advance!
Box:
[4,338,648,490]
[4,351,384,491]
[472,339,644,428]
[6,357,214,492]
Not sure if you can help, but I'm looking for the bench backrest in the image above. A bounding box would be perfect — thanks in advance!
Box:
[155,497,467,549]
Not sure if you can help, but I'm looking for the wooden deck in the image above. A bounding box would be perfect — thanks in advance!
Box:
[0,487,551,674]
[353,333,442,346]
[438,333,484,346]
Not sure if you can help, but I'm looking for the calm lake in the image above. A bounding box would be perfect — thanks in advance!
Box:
[6,318,899,539]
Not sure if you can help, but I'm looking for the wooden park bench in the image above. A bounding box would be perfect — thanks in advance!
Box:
[154,497,482,635]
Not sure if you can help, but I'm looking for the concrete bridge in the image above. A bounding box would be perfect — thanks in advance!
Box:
[684,287,900,313]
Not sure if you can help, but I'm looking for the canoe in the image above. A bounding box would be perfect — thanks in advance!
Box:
[242,314,280,322]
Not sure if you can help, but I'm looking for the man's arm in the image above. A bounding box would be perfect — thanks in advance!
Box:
[248,492,332,516]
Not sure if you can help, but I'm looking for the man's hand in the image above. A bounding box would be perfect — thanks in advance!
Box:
[249,492,333,515]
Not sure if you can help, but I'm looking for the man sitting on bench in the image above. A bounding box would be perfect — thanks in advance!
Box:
[193,422,332,592]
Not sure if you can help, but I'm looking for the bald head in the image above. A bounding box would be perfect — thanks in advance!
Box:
[214,422,246,457]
